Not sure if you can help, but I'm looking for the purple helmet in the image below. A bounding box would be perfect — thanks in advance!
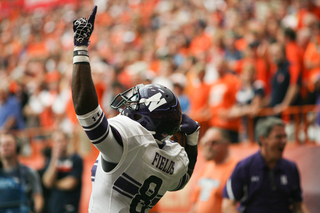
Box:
[110,84,182,142]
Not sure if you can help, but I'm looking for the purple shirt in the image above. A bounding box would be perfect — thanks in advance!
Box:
[223,151,302,213]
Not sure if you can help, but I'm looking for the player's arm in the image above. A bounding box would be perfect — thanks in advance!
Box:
[169,114,199,191]
[71,6,98,115]
[71,6,123,166]
[180,114,199,177]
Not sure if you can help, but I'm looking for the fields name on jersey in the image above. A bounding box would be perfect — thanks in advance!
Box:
[151,152,175,175]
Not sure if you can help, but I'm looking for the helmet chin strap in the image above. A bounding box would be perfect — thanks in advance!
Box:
[155,139,164,145]
[155,134,173,145]
[148,130,163,144]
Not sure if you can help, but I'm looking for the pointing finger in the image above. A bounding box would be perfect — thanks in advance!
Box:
[88,5,97,24]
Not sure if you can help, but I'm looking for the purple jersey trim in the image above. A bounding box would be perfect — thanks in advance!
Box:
[113,186,134,199]
[123,173,142,187]
[114,176,140,196]
[84,116,109,142]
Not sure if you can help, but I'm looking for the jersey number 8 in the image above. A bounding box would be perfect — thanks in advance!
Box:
[130,176,163,213]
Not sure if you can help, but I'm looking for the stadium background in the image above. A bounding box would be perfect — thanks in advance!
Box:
[1,0,320,212]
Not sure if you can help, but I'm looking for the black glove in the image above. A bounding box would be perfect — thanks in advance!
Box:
[180,114,200,146]
[73,6,97,46]
[180,114,199,135]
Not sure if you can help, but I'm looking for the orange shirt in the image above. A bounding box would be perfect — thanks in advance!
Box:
[27,41,48,58]
[297,8,320,29]
[66,95,78,124]
[234,37,248,52]
[189,33,212,56]
[187,79,211,123]
[208,74,241,131]
[190,157,238,213]
[304,37,320,91]
[286,41,303,85]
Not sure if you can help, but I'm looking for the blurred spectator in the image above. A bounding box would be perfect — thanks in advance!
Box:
[170,72,190,113]
[189,127,238,213]
[304,22,320,103]
[0,132,43,213]
[229,64,265,140]
[208,58,241,143]
[23,81,50,128]
[283,27,304,99]
[188,20,212,56]
[224,31,243,72]
[296,28,312,101]
[296,0,320,30]
[268,43,300,115]
[152,60,175,90]
[222,117,309,213]
[37,146,52,213]
[0,82,25,131]
[42,130,83,213]
[234,41,270,95]
[186,62,211,137]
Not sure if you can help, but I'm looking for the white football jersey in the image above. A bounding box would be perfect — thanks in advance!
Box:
[84,113,189,213]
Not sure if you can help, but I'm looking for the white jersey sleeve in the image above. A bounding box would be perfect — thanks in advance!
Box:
[88,115,190,213]
[76,105,123,163]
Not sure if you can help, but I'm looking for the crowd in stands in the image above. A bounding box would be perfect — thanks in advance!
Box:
[1,1,320,213]
[1,0,320,143]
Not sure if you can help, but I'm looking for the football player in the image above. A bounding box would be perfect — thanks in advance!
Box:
[71,6,199,213]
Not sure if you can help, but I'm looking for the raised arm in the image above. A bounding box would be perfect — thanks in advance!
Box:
[71,6,123,165]
[71,6,98,115]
